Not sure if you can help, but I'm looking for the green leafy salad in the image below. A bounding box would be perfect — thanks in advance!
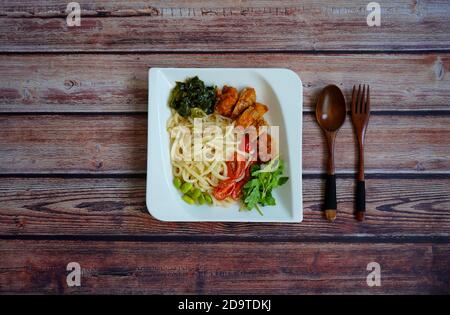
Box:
[241,156,289,215]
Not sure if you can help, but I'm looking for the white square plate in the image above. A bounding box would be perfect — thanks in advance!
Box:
[147,68,302,222]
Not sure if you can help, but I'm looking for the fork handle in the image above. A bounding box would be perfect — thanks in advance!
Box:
[355,180,365,221]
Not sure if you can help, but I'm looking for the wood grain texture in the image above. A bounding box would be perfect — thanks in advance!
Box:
[0,240,448,294]
[1,177,449,237]
[0,115,147,174]
[1,0,449,52]
[0,114,448,174]
[1,0,449,297]
[0,53,449,113]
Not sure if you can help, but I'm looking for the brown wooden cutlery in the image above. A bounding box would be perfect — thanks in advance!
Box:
[315,85,347,222]
[351,84,371,221]
[315,84,370,222]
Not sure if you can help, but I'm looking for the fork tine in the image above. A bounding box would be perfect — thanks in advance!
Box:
[351,85,356,113]
[361,85,366,114]
[365,85,370,114]
[356,84,362,114]
[363,85,366,113]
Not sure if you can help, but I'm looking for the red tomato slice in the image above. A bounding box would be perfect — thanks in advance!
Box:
[226,153,246,180]
[226,160,236,177]
[231,162,253,200]
[214,145,255,201]
[231,185,242,199]
[233,160,246,179]
[239,134,258,154]
[239,134,251,153]
[213,180,236,200]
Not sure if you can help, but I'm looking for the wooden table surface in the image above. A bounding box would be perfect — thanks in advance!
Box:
[0,0,449,294]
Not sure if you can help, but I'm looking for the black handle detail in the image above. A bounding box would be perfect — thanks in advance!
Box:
[356,180,366,212]
[325,174,337,210]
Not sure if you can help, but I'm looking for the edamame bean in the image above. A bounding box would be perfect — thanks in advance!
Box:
[187,194,197,203]
[198,194,206,205]
[204,193,213,205]
[180,182,193,194]
[191,188,202,199]
[182,194,195,204]
[173,177,182,189]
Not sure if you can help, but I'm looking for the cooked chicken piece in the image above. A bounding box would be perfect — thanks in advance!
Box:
[235,103,268,129]
[235,106,255,128]
[254,102,268,117]
[215,85,238,117]
[255,118,268,134]
[231,87,256,119]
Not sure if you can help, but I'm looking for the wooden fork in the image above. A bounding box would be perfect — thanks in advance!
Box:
[351,84,370,221]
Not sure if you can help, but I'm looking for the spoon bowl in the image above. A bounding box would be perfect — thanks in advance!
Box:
[316,85,346,132]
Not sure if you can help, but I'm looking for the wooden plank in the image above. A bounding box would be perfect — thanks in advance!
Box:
[0,115,147,174]
[0,53,449,113]
[0,240,448,294]
[1,177,449,237]
[0,114,448,174]
[1,1,449,52]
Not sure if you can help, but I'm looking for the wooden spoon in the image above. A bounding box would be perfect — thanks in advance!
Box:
[315,85,346,222]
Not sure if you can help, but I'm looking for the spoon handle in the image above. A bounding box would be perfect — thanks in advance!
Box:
[325,174,337,221]
[325,132,337,222]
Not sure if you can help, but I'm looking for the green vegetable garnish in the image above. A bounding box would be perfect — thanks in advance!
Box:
[180,182,193,194]
[204,193,213,205]
[182,194,195,205]
[190,108,207,118]
[169,76,217,118]
[191,188,202,200]
[198,194,206,205]
[241,156,289,215]
[173,177,182,189]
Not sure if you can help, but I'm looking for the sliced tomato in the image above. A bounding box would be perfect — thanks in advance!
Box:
[238,134,251,153]
[233,160,246,179]
[231,162,253,200]
[231,184,243,199]
[213,180,236,200]
[239,133,258,155]
[244,136,250,152]
[231,178,247,200]
[226,160,236,177]
[226,153,246,180]
[214,142,255,201]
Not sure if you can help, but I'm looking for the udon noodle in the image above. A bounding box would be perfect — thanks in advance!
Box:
[167,110,243,205]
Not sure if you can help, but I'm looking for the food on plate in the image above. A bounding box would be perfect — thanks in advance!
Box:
[235,102,269,128]
[242,156,289,214]
[215,85,238,117]
[169,76,217,117]
[167,76,288,214]
[231,87,256,119]
[167,110,239,206]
